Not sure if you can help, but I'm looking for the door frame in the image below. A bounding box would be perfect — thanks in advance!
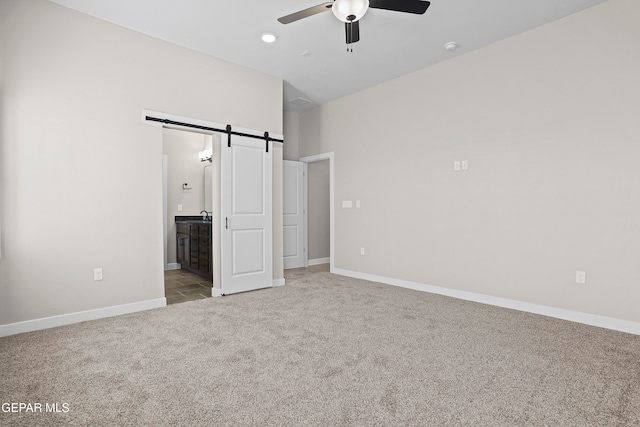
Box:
[299,152,335,273]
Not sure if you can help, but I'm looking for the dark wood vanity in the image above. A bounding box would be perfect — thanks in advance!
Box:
[176,218,212,280]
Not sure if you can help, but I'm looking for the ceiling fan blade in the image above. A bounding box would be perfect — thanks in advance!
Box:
[345,20,360,44]
[369,0,430,14]
[278,2,333,24]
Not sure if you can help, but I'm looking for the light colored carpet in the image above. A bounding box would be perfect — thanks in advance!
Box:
[1,266,639,426]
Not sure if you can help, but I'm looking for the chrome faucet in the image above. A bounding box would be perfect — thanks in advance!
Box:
[200,210,211,221]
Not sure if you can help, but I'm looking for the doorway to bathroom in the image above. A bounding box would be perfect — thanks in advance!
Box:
[162,127,218,304]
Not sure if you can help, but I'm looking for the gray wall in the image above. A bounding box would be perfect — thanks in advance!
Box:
[0,0,283,326]
[283,111,300,161]
[298,0,640,324]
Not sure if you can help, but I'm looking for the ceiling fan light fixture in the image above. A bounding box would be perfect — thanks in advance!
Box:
[332,0,369,22]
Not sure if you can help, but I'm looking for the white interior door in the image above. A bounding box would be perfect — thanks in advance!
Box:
[283,160,305,269]
[221,134,272,295]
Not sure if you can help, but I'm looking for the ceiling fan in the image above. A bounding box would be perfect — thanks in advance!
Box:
[278,0,431,51]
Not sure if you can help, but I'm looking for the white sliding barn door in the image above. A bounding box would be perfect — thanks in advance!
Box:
[221,134,273,295]
[283,160,305,269]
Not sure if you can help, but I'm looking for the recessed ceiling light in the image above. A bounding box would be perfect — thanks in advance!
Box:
[261,33,276,43]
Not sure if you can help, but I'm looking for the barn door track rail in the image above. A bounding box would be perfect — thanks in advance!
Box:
[145,116,283,152]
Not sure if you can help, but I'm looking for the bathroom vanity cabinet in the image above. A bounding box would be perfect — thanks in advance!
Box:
[176,220,212,280]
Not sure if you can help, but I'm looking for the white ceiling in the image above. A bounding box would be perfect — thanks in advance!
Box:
[50,0,606,112]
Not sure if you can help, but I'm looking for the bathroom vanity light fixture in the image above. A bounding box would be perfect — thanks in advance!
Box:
[199,149,213,162]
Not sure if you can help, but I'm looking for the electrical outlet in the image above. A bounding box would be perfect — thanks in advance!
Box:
[454,161,461,171]
[461,160,468,170]
[94,268,103,281]
[576,271,586,284]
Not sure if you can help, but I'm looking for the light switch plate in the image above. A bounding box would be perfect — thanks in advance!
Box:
[342,201,353,208]
[454,161,461,171]
[576,271,586,284]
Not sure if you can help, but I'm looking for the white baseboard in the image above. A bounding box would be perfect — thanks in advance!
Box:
[308,257,330,266]
[165,263,181,271]
[273,278,285,287]
[332,268,640,336]
[0,298,167,338]
[211,288,222,297]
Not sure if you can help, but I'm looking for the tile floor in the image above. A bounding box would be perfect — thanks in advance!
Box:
[164,269,213,305]
[164,263,330,305]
